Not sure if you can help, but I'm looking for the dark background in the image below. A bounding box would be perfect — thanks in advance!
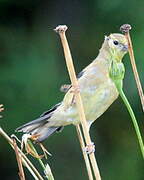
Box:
[0,0,144,179]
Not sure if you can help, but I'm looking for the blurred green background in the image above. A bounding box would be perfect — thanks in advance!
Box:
[0,0,144,179]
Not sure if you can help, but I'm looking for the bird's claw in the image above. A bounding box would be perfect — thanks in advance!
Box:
[83,142,95,154]
[70,85,80,94]
[60,84,71,93]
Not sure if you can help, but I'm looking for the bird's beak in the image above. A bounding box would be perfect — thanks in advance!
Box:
[122,45,128,52]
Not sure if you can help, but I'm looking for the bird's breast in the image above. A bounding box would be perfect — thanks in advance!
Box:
[50,76,119,127]
[80,78,119,124]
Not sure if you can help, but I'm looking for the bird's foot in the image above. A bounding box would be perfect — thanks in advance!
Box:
[83,142,95,154]
[21,134,44,159]
[70,85,80,94]
[60,84,71,93]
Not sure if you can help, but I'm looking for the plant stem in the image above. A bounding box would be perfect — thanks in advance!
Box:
[55,25,101,180]
[126,32,144,111]
[13,138,26,180]
[118,89,144,158]
[28,141,46,170]
[76,125,94,180]
[45,164,55,180]
[0,127,44,180]
[109,57,144,159]
[28,140,54,180]
[120,24,144,112]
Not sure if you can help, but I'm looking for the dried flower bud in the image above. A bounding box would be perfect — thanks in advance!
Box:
[120,24,131,33]
[54,25,68,33]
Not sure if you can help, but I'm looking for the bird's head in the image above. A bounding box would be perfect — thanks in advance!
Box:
[104,33,128,62]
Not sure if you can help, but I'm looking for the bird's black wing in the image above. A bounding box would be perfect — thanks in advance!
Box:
[15,102,61,133]
[40,102,61,117]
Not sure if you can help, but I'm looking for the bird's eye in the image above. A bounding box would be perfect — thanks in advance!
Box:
[113,40,119,45]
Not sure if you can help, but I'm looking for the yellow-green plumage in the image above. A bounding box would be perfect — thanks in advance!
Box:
[16,33,128,142]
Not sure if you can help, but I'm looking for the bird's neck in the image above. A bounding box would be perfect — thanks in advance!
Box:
[92,48,111,69]
[91,43,113,75]
[97,41,112,62]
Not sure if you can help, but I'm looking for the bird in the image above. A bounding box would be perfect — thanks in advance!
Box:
[16,33,128,143]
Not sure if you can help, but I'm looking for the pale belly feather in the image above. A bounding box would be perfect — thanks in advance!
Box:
[49,78,118,128]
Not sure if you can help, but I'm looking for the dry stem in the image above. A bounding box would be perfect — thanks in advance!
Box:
[0,127,44,180]
[13,138,25,180]
[55,25,101,180]
[120,24,144,112]
[76,125,93,180]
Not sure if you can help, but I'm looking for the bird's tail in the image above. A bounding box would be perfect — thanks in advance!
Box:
[15,103,63,142]
[16,121,63,142]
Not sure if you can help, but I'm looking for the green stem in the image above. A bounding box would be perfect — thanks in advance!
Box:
[118,88,144,158]
[28,140,54,180]
[109,60,144,158]
[28,141,46,169]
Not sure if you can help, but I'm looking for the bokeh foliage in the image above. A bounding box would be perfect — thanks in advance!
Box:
[0,0,144,179]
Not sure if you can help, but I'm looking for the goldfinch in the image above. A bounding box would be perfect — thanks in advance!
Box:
[16,33,128,142]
